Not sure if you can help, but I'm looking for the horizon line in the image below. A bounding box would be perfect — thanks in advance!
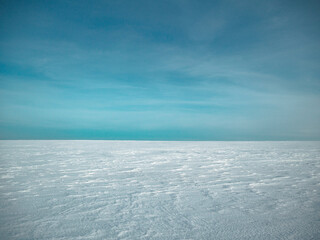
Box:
[1,139,319,142]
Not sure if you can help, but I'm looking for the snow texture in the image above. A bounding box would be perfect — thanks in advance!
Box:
[0,141,319,239]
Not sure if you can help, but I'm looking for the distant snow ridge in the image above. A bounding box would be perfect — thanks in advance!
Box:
[0,141,319,240]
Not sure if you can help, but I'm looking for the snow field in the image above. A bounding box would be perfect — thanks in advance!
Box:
[0,141,319,239]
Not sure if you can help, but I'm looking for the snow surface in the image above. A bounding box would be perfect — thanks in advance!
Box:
[0,141,319,240]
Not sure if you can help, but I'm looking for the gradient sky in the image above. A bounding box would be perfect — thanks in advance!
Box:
[0,0,319,140]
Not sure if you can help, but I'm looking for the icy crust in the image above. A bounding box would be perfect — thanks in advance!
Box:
[0,141,319,239]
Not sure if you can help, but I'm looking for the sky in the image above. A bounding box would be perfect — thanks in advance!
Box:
[0,0,319,140]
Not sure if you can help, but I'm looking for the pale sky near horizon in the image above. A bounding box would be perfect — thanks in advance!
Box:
[0,0,319,140]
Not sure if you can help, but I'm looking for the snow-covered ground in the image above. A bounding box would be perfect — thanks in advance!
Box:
[0,141,319,239]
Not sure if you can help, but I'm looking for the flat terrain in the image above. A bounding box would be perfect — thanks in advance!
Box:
[0,141,319,239]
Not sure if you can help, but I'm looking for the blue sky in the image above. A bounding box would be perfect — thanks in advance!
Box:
[0,0,319,140]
